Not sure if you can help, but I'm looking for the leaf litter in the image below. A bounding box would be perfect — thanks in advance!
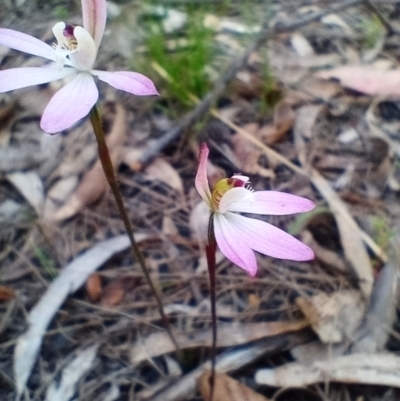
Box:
[1,1,400,401]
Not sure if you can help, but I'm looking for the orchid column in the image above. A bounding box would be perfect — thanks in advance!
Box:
[0,0,180,354]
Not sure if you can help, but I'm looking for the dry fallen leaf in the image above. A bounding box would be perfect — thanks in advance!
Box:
[231,132,274,178]
[43,175,79,218]
[198,370,271,401]
[255,353,400,388]
[85,273,102,303]
[291,341,346,366]
[296,290,365,344]
[131,320,308,364]
[45,345,98,401]
[145,157,183,192]
[317,66,400,98]
[293,104,323,140]
[6,171,44,215]
[162,215,179,236]
[290,32,315,58]
[258,101,296,145]
[310,170,375,298]
[0,285,16,302]
[100,277,137,307]
[149,340,288,401]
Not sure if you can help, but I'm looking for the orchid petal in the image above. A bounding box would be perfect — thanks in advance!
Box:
[92,70,159,96]
[227,191,315,215]
[0,67,76,92]
[69,26,97,71]
[225,213,314,261]
[0,28,56,61]
[40,72,98,134]
[81,0,107,50]
[219,187,254,213]
[213,213,258,276]
[195,143,212,207]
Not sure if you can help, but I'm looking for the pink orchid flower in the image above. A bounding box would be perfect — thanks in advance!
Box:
[195,143,315,277]
[0,0,158,134]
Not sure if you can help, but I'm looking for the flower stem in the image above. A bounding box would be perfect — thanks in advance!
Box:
[206,215,217,401]
[89,105,181,359]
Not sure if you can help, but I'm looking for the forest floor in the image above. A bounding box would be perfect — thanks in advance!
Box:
[1,1,400,400]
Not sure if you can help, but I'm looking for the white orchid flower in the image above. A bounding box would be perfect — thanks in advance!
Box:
[0,0,158,134]
[195,143,315,277]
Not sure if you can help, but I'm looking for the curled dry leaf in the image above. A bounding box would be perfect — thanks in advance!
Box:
[296,290,365,344]
[100,277,137,307]
[86,273,102,303]
[145,157,183,192]
[290,33,315,58]
[198,370,271,401]
[51,104,126,221]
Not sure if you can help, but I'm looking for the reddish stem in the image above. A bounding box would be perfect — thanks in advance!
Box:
[89,105,182,360]
[206,216,217,401]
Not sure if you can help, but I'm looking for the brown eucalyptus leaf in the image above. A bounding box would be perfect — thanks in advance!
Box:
[0,285,16,302]
[100,277,137,307]
[198,370,271,401]
[85,273,102,303]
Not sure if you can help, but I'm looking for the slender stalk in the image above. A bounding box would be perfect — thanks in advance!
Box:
[89,105,181,358]
[206,215,217,401]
